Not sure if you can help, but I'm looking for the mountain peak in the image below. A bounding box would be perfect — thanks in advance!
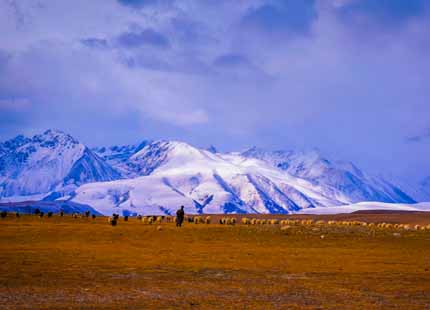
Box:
[206,145,218,153]
[32,129,79,147]
[0,134,31,152]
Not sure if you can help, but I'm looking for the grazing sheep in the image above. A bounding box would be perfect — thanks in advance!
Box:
[148,216,154,224]
[137,215,142,221]
[219,218,226,225]
[315,220,325,226]
[193,216,202,224]
[251,218,257,225]
[270,219,279,225]
[188,216,194,223]
[414,225,421,230]
[73,213,78,219]
[205,216,211,224]
[300,219,313,225]
[242,217,250,225]
[47,212,53,218]
[426,224,430,230]
[156,216,163,224]
[226,217,236,225]
[403,225,412,231]
[39,212,45,218]
[260,219,266,225]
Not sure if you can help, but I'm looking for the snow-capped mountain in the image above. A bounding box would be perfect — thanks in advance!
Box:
[0,130,121,198]
[92,141,150,177]
[0,129,425,215]
[70,140,418,216]
[240,147,415,204]
[72,140,341,215]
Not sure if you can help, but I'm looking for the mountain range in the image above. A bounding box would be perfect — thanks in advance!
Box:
[0,129,428,215]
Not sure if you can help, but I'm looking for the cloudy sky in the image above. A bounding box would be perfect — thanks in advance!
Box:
[0,0,429,182]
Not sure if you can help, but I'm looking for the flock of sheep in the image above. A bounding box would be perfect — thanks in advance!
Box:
[1,211,430,231]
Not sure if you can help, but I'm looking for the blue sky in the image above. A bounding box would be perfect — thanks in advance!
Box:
[0,0,429,182]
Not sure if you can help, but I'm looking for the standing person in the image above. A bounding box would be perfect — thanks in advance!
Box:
[176,206,185,227]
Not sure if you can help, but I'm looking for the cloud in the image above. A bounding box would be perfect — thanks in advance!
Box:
[335,0,430,28]
[116,28,170,48]
[81,38,110,49]
[240,0,317,35]
[117,0,171,8]
[1,0,430,182]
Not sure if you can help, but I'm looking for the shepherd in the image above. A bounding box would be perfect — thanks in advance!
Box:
[176,206,185,227]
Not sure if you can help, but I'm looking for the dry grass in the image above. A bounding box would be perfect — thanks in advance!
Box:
[1,214,430,309]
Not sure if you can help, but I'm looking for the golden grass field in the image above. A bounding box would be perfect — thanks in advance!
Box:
[1,213,430,309]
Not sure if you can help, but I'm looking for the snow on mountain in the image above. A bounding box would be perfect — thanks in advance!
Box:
[72,141,358,216]
[298,201,430,214]
[0,130,425,215]
[0,129,121,199]
[92,141,150,177]
[240,147,415,204]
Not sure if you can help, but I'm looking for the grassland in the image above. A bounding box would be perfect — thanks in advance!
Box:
[1,213,430,309]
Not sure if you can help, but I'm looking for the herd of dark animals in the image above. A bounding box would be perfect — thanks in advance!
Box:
[0,205,192,228]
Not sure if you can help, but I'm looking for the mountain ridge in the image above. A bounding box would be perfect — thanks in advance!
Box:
[0,129,426,215]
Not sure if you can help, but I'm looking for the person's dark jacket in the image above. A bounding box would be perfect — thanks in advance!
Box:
[176,209,185,223]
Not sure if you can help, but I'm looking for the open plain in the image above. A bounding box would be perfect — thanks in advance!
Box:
[1,212,430,309]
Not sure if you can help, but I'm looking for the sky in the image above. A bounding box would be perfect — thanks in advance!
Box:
[0,0,429,182]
